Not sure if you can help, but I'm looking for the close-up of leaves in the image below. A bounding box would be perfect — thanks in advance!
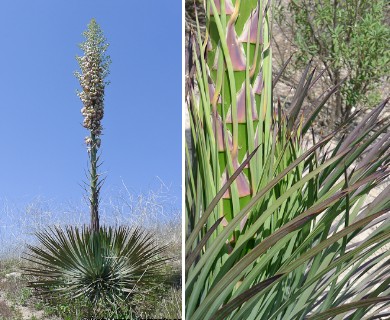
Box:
[185,0,389,319]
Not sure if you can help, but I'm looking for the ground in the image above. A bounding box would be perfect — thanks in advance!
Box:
[0,260,60,320]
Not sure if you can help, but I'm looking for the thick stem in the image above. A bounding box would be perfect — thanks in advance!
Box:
[90,132,100,232]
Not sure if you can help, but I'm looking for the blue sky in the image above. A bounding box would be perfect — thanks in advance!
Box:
[0,2,182,210]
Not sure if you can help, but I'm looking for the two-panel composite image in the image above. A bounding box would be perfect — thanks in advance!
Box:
[0,0,389,319]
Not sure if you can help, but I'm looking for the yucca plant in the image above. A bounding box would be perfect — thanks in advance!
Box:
[185,1,390,319]
[23,19,169,315]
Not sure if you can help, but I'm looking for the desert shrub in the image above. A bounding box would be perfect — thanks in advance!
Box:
[287,0,389,120]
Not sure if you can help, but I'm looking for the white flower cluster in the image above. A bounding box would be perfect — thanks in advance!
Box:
[84,136,101,148]
[75,20,110,150]
[77,49,105,145]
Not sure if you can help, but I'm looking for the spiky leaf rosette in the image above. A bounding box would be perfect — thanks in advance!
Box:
[23,226,168,305]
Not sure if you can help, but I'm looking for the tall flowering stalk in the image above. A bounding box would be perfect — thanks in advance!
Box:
[75,19,111,232]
